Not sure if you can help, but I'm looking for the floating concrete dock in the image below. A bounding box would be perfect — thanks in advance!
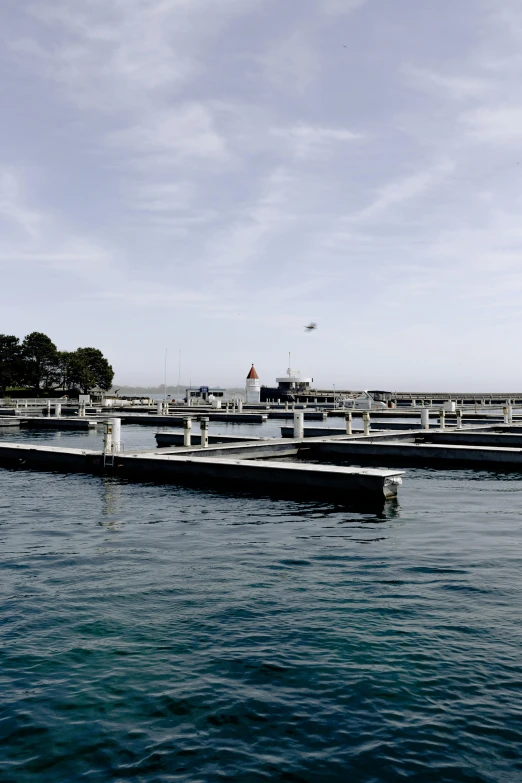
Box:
[156,431,267,447]
[309,437,522,469]
[118,412,268,425]
[0,418,22,428]
[0,441,403,504]
[0,416,97,430]
[22,417,97,430]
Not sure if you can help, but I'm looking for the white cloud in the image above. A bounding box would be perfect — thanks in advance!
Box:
[0,166,115,278]
[403,65,490,100]
[323,0,368,16]
[350,161,454,223]
[273,123,364,159]
[463,107,522,142]
[0,169,44,239]
[108,104,229,167]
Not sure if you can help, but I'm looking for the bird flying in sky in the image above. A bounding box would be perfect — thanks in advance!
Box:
[305,322,317,332]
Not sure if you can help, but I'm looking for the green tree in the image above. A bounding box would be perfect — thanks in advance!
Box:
[0,334,22,395]
[21,332,61,394]
[56,351,76,392]
[68,347,114,394]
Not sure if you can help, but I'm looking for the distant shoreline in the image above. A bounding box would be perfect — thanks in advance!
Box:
[111,385,245,395]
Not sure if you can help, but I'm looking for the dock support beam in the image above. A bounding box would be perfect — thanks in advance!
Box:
[183,416,192,447]
[294,411,304,439]
[363,411,371,436]
[345,412,352,435]
[200,417,209,448]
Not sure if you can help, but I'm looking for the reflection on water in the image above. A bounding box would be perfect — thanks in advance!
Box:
[100,476,124,526]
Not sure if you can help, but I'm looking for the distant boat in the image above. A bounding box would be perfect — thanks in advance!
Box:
[348,390,391,410]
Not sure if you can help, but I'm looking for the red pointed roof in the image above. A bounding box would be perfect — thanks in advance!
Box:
[246,364,259,380]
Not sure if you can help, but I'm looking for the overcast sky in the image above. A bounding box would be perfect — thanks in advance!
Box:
[2,0,522,390]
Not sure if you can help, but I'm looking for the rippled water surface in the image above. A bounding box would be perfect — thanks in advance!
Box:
[1,425,521,782]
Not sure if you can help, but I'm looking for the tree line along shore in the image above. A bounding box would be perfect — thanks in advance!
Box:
[0,332,113,397]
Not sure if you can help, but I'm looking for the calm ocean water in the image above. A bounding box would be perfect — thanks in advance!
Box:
[0,424,521,782]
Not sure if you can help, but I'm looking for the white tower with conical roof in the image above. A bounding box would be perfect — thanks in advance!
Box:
[245,364,261,404]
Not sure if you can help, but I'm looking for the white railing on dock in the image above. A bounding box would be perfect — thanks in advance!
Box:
[0,398,70,407]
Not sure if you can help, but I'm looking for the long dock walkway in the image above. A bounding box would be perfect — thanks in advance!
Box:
[0,440,403,504]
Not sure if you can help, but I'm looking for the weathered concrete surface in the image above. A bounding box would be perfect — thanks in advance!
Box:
[156,431,266,447]
[281,422,443,437]
[0,441,403,502]
[421,431,522,448]
[0,418,22,427]
[310,438,522,469]
[169,439,301,460]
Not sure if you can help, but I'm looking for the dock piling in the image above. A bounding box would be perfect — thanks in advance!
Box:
[112,418,122,453]
[421,408,429,430]
[345,412,352,435]
[439,409,445,430]
[363,411,371,436]
[183,416,192,447]
[103,421,113,453]
[200,417,209,448]
[456,410,463,429]
[294,411,304,439]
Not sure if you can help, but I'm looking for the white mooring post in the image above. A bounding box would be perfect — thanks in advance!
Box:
[345,412,352,435]
[183,416,192,446]
[363,411,371,436]
[294,411,304,439]
[104,421,113,454]
[157,401,162,415]
[285,401,288,411]
[47,400,51,417]
[503,406,510,425]
[456,409,463,429]
[238,400,243,413]
[439,409,445,430]
[55,403,61,418]
[421,408,429,430]
[200,417,209,448]
[111,418,121,453]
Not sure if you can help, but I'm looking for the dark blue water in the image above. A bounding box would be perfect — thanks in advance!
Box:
[1,425,521,782]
